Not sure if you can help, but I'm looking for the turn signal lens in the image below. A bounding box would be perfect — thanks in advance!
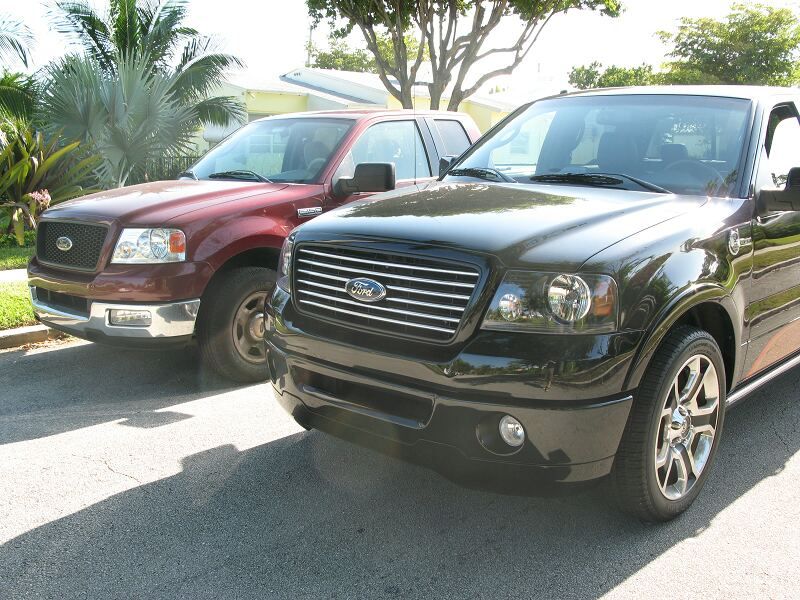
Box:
[169,231,186,254]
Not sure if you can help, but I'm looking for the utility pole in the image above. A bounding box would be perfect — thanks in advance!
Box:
[306,24,313,67]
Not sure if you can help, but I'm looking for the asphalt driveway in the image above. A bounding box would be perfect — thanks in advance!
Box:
[1,339,798,599]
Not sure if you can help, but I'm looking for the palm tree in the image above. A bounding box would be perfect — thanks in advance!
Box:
[50,0,245,126]
[40,52,200,188]
[0,15,33,68]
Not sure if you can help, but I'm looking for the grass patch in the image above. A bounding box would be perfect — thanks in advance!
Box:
[0,246,34,271]
[0,281,35,330]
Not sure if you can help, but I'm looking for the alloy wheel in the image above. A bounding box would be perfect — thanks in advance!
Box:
[654,354,720,500]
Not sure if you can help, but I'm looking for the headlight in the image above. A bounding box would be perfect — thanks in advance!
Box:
[482,271,617,333]
[276,232,295,292]
[111,228,186,264]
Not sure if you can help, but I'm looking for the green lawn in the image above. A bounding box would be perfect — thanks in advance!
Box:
[0,246,34,271]
[0,281,36,330]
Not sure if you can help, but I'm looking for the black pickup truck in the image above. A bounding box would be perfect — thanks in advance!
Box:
[265,86,800,520]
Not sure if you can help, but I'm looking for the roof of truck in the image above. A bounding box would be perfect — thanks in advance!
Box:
[561,85,800,101]
[254,108,472,122]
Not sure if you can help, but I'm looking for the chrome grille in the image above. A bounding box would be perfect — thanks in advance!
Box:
[37,221,108,271]
[293,244,480,341]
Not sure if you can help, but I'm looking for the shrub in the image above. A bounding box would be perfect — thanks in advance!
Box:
[0,124,100,245]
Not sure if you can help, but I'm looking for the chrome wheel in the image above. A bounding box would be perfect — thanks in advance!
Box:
[654,354,720,500]
[232,291,267,364]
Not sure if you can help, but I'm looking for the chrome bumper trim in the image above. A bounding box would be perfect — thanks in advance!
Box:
[30,286,200,339]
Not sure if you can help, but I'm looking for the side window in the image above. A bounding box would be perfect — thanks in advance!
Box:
[434,119,471,156]
[764,106,800,189]
[334,120,431,182]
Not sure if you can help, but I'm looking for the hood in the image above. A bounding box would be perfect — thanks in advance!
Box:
[301,182,707,270]
[42,179,289,225]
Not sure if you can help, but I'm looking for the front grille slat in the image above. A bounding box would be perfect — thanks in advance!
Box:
[297,278,466,314]
[294,244,481,342]
[297,258,477,288]
[300,248,479,277]
[298,289,462,323]
[37,221,108,271]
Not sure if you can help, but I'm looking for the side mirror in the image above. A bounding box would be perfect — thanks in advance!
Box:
[758,167,800,213]
[335,163,396,196]
[439,155,457,177]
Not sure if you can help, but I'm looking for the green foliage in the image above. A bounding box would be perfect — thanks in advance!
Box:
[0,72,38,123]
[306,0,620,109]
[308,33,426,73]
[659,3,800,86]
[308,37,375,72]
[39,53,197,188]
[0,14,33,68]
[0,124,100,245]
[569,61,659,89]
[569,3,800,89]
[0,245,35,270]
[50,0,246,127]
[0,230,35,248]
[0,281,36,330]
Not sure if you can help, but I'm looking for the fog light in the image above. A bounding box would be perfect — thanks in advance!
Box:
[499,415,525,447]
[109,309,152,327]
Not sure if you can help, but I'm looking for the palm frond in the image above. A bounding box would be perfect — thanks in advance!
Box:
[50,1,115,71]
[0,16,34,68]
[0,72,37,122]
[109,0,141,59]
[173,38,244,101]
[193,96,247,127]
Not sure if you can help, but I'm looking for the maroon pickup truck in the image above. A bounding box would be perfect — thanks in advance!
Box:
[28,109,480,381]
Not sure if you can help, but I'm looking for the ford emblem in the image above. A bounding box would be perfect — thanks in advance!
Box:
[345,277,386,302]
[56,236,73,252]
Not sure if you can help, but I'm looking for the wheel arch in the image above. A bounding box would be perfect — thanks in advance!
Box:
[625,286,740,394]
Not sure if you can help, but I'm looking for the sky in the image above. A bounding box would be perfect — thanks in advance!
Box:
[3,0,798,95]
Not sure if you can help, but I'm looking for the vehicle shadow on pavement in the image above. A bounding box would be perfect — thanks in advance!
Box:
[0,341,237,444]
[1,367,798,599]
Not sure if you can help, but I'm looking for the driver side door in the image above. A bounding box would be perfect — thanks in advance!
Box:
[743,100,800,377]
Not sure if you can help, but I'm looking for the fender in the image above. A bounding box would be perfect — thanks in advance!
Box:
[624,282,741,392]
[193,215,290,271]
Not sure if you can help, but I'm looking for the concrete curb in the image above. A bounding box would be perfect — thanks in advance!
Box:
[0,324,66,350]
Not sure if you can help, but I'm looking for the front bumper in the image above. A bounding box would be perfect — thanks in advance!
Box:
[267,286,640,486]
[30,286,199,346]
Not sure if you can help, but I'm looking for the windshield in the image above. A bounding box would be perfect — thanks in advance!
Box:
[448,94,752,197]
[191,118,353,184]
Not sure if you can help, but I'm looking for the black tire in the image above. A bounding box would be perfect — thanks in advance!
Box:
[197,267,276,383]
[613,326,726,521]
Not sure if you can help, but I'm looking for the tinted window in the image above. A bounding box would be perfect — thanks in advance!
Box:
[764,107,800,188]
[335,120,431,182]
[434,119,471,156]
[192,118,352,183]
[451,94,752,197]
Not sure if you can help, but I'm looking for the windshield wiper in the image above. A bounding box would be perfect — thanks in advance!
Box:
[207,170,271,183]
[529,172,671,194]
[447,167,516,183]
[177,169,197,180]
